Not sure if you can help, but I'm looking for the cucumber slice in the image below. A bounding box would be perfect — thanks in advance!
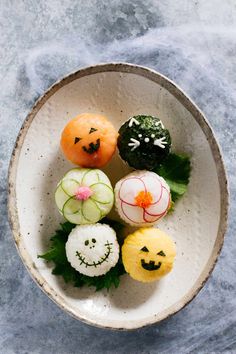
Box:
[63,210,83,224]
[64,168,89,183]
[63,197,82,215]
[81,169,99,186]
[61,179,79,196]
[94,200,113,217]
[95,170,111,185]
[62,197,83,224]
[82,199,101,223]
[81,169,111,187]
[90,183,114,204]
[55,184,69,212]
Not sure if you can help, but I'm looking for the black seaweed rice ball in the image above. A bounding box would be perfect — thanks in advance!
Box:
[118,115,171,170]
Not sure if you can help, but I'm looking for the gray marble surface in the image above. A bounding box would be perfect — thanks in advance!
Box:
[0,0,236,353]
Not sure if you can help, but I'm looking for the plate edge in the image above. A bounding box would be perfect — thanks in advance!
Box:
[7,62,229,330]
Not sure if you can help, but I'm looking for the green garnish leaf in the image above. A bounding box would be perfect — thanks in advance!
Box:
[38,220,126,291]
[154,153,191,204]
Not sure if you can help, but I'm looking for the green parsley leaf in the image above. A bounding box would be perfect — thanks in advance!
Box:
[154,153,191,203]
[38,220,126,291]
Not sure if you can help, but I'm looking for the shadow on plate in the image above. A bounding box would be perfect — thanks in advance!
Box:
[108,274,159,309]
[53,273,158,310]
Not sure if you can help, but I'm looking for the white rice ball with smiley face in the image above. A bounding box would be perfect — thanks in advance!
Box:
[65,224,120,277]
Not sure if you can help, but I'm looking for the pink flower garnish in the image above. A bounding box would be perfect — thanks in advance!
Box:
[75,186,93,201]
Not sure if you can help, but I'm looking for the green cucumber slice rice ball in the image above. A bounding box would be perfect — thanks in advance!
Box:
[55,168,114,224]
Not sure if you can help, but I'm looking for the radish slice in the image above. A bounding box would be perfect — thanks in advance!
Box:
[82,199,101,223]
[90,183,114,204]
[143,210,162,223]
[141,174,162,203]
[146,187,170,215]
[55,184,69,212]
[121,202,144,224]
[119,177,145,204]
[61,179,80,196]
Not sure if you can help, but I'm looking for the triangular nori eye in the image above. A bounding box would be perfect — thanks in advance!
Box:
[157,250,166,256]
[141,246,149,252]
[89,127,97,134]
[74,137,81,144]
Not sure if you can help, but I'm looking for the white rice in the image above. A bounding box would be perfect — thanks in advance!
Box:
[65,223,119,277]
[114,170,170,227]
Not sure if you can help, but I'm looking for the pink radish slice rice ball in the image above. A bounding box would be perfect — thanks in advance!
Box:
[115,170,171,227]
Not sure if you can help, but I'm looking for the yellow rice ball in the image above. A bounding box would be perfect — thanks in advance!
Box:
[122,228,176,282]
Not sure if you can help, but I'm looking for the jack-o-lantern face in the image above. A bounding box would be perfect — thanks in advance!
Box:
[122,228,176,282]
[61,113,118,168]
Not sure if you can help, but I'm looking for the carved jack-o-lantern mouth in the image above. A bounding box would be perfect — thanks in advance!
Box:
[141,259,162,271]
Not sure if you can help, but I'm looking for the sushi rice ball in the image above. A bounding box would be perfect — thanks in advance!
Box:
[122,227,176,282]
[115,170,171,227]
[66,224,120,277]
[55,168,114,224]
[61,113,118,168]
[118,115,171,170]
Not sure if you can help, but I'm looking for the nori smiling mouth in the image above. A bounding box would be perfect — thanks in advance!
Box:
[141,259,162,271]
[82,138,100,154]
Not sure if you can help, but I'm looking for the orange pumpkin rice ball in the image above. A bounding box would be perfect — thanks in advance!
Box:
[60,113,118,168]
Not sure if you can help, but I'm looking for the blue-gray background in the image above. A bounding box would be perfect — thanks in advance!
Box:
[0,1,235,353]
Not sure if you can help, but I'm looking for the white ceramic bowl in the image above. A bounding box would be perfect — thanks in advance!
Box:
[8,63,228,330]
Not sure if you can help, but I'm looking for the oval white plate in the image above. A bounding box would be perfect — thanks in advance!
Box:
[8,63,228,330]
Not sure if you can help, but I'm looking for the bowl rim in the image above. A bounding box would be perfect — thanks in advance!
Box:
[8,62,229,330]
